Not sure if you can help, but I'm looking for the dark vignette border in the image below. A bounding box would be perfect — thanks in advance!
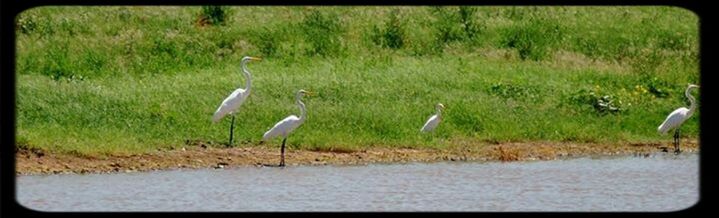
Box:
[1,0,714,217]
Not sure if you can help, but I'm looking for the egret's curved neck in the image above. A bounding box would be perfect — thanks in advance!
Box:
[686,87,698,115]
[240,60,252,93]
[296,94,307,121]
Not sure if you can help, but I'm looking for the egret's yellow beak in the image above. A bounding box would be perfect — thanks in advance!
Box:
[306,91,315,96]
[249,57,263,61]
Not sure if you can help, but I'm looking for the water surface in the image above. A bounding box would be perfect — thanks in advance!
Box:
[16,153,699,211]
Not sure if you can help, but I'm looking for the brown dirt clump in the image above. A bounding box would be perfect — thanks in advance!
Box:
[15,140,699,175]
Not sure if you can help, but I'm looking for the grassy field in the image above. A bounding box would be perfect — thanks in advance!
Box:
[15,6,700,156]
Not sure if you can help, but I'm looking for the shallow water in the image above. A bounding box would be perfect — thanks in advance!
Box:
[16,153,699,212]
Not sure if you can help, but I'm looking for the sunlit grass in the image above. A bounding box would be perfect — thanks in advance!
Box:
[15,6,699,155]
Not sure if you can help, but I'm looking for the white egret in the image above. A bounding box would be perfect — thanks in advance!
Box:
[212,56,262,146]
[657,84,699,154]
[421,103,445,133]
[260,89,312,167]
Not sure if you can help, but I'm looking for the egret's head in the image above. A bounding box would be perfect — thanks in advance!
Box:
[298,89,314,97]
[436,103,445,110]
[242,56,263,63]
[688,84,700,90]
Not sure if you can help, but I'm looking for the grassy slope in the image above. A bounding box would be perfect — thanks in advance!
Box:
[15,6,700,155]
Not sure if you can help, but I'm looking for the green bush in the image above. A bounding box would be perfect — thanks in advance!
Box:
[371,9,405,49]
[458,6,482,41]
[499,19,563,61]
[198,6,230,26]
[300,9,344,57]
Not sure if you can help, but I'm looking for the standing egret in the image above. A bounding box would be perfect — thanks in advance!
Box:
[421,103,445,133]
[657,84,699,154]
[260,89,312,167]
[212,56,262,147]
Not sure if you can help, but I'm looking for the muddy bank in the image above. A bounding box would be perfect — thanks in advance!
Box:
[15,140,699,175]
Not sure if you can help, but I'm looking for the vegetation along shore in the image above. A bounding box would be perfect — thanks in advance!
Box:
[15,6,700,174]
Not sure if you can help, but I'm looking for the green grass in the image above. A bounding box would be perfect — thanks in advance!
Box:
[15,6,700,155]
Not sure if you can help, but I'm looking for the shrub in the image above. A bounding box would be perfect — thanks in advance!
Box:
[499,19,562,61]
[300,9,344,57]
[431,7,465,45]
[371,9,405,49]
[198,6,230,26]
[458,6,482,41]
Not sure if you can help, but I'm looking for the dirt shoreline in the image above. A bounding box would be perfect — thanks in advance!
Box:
[15,140,699,175]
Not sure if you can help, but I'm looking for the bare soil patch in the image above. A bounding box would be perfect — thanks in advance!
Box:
[16,140,699,175]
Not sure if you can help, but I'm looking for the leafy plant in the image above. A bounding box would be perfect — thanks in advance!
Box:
[642,76,671,98]
[569,88,623,115]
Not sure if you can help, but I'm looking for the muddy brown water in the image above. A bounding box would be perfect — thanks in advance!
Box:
[16,153,698,211]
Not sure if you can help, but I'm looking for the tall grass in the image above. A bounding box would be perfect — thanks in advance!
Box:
[15,6,700,155]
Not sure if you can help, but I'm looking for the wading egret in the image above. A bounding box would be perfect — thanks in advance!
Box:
[260,89,312,167]
[421,103,445,133]
[212,56,262,146]
[657,84,699,154]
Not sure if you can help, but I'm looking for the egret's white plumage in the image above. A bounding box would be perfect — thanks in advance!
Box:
[657,84,699,134]
[657,84,699,154]
[213,88,249,122]
[262,115,303,141]
[212,56,261,123]
[658,107,692,135]
[261,89,311,167]
[421,103,444,133]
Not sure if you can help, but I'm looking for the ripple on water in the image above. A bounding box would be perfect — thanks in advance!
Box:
[16,153,699,211]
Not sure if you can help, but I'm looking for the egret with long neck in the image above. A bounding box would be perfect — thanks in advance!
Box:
[212,56,262,147]
[261,89,312,167]
[421,103,445,133]
[657,84,699,154]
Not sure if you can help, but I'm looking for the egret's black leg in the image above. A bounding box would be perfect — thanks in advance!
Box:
[280,137,287,167]
[228,116,235,147]
[674,128,681,154]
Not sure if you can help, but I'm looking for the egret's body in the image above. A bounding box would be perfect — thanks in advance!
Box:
[262,115,303,141]
[261,90,311,167]
[212,88,249,123]
[657,84,699,154]
[421,103,445,133]
[212,56,261,146]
